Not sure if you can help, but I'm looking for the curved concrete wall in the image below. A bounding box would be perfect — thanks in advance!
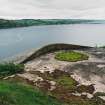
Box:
[21,43,91,64]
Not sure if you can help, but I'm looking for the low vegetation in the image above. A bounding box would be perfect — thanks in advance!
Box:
[56,75,77,89]
[33,70,105,105]
[0,68,104,105]
[0,63,24,78]
[0,55,105,105]
[0,81,63,105]
[55,51,89,62]
[0,81,104,105]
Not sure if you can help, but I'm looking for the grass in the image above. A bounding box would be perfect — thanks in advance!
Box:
[0,70,104,105]
[34,70,78,90]
[0,63,24,78]
[56,75,77,90]
[55,51,89,62]
[0,81,63,105]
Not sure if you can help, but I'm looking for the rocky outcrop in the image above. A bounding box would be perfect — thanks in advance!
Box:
[21,43,91,64]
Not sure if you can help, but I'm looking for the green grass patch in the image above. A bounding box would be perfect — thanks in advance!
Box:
[0,81,63,105]
[0,63,24,78]
[56,75,77,90]
[55,51,89,62]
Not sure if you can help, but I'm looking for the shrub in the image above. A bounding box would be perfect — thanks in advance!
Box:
[0,63,24,78]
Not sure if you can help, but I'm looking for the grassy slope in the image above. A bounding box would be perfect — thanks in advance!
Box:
[0,81,63,105]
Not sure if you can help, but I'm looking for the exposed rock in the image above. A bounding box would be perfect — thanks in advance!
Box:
[15,48,105,101]
[3,75,16,80]
[17,73,43,82]
[99,96,105,101]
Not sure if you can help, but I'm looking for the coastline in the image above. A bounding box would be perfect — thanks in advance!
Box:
[0,48,36,64]
[0,44,91,64]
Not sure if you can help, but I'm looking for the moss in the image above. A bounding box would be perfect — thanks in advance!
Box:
[55,51,89,62]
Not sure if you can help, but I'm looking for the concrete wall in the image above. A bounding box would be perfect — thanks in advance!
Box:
[21,43,91,64]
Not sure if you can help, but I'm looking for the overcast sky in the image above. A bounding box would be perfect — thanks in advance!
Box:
[0,0,105,19]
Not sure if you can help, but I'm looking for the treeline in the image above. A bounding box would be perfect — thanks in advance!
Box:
[0,19,104,29]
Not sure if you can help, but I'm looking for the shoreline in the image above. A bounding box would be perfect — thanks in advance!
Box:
[0,44,92,64]
[0,48,36,64]
[0,19,105,30]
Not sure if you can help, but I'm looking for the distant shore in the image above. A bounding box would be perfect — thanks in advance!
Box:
[0,19,105,29]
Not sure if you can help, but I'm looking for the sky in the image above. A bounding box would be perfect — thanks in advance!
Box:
[0,0,105,19]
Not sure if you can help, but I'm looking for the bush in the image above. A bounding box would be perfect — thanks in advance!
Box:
[0,63,24,78]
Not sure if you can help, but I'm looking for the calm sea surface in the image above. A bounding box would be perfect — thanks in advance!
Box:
[0,24,105,60]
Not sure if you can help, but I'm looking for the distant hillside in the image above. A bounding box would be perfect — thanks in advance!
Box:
[0,19,105,29]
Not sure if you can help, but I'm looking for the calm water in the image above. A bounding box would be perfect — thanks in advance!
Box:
[0,24,105,60]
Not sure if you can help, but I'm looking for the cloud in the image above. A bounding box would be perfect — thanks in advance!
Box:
[0,0,105,19]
